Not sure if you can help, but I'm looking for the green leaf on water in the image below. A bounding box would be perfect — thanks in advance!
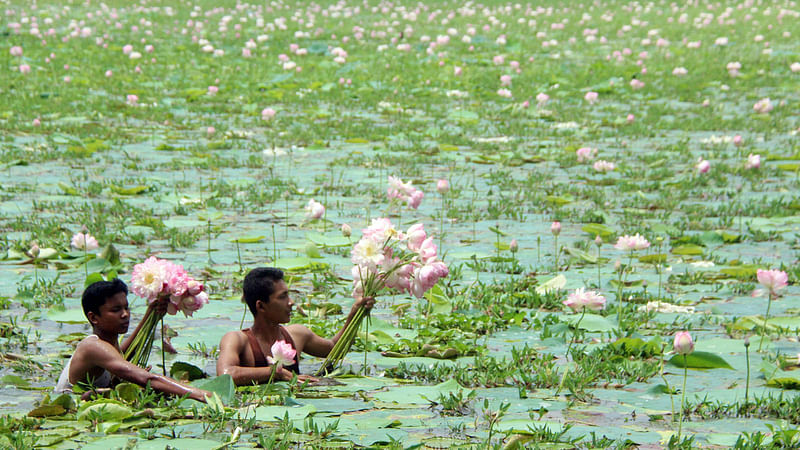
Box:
[27,404,65,417]
[544,195,573,206]
[563,246,597,264]
[113,383,142,403]
[305,232,351,247]
[229,236,266,244]
[58,182,80,196]
[561,313,616,332]
[108,184,151,196]
[488,226,508,236]
[84,272,105,287]
[372,379,472,405]
[252,404,316,422]
[1,374,30,387]
[77,400,134,421]
[639,253,667,264]
[671,244,704,256]
[273,256,312,270]
[84,257,110,273]
[581,223,614,239]
[719,265,760,279]
[667,351,733,369]
[191,374,235,405]
[535,274,566,295]
[170,362,206,381]
[47,307,87,324]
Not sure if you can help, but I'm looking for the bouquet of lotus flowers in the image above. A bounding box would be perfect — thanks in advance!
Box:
[317,219,448,375]
[125,256,209,369]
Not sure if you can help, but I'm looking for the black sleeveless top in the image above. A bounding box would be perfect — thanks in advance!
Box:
[242,327,300,374]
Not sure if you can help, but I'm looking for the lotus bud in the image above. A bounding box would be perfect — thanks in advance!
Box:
[673,331,694,355]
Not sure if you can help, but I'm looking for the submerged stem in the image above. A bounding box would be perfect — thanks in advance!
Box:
[757,292,774,352]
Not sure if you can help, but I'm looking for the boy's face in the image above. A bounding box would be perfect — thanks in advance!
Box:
[89,292,131,334]
[257,280,293,324]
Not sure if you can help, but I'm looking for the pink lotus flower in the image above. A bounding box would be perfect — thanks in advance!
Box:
[186,279,204,296]
[32,118,41,127]
[673,331,694,355]
[417,237,438,264]
[791,62,800,73]
[126,94,138,106]
[453,66,462,76]
[757,269,788,294]
[436,179,449,194]
[19,64,30,74]
[409,261,447,298]
[492,55,504,65]
[261,107,277,121]
[695,158,710,173]
[745,154,761,169]
[497,88,512,98]
[714,37,728,46]
[131,256,169,301]
[626,114,635,124]
[387,176,424,209]
[733,135,743,146]
[593,160,616,172]
[753,98,773,114]
[672,67,688,77]
[351,238,386,269]
[341,223,352,238]
[614,234,650,251]
[268,340,296,367]
[169,291,208,317]
[630,79,645,89]
[406,224,427,251]
[536,92,549,106]
[207,85,219,95]
[105,70,113,77]
[122,44,133,54]
[71,232,99,251]
[563,287,606,312]
[509,239,518,253]
[551,221,561,236]
[305,198,325,219]
[500,75,512,86]
[207,126,215,135]
[576,147,597,162]
[584,91,598,104]
[10,46,23,57]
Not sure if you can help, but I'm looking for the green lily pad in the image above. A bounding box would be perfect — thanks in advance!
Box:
[372,379,472,405]
[561,313,616,332]
[667,351,734,370]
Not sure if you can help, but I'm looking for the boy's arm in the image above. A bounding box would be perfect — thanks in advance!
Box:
[217,332,316,385]
[120,297,169,354]
[83,339,210,402]
[294,296,374,358]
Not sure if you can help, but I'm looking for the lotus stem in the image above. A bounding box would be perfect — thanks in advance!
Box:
[677,355,688,440]
[757,291,774,352]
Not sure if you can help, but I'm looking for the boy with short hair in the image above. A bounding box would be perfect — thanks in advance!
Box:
[217,267,373,386]
[55,278,210,402]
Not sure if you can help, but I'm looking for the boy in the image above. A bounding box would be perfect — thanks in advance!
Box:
[55,278,210,402]
[217,267,373,386]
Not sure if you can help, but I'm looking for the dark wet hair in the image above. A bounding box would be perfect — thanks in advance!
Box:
[82,278,128,320]
[242,267,284,316]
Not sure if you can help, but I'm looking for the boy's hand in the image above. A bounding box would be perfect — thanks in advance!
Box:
[296,374,319,384]
[354,296,375,311]
[149,295,170,316]
[192,388,213,403]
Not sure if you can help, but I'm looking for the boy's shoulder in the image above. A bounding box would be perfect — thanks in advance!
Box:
[74,335,119,359]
